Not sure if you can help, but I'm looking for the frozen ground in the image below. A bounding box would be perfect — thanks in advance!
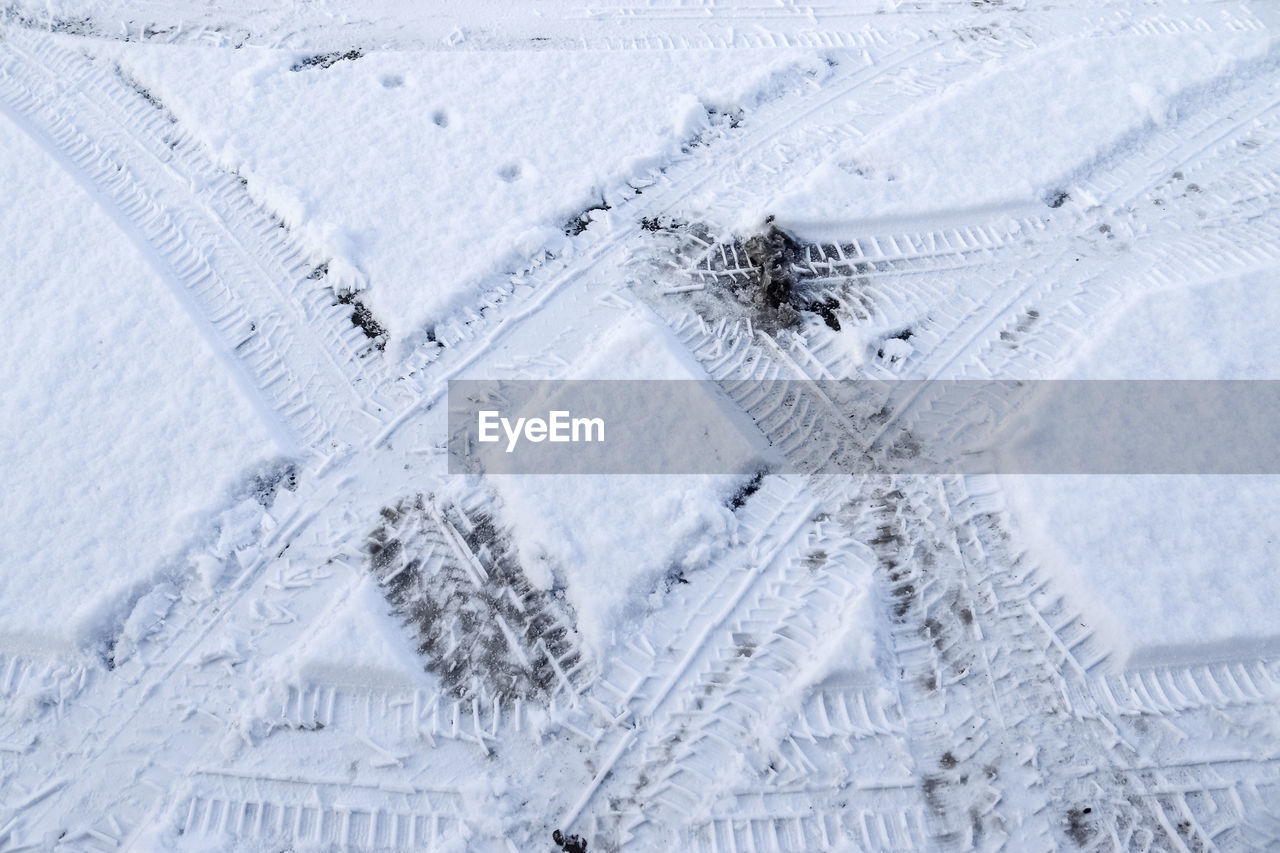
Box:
[2,1,1280,851]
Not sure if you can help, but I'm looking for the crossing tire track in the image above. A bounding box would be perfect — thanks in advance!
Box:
[881,65,1280,389]
[951,476,1280,849]
[381,21,1053,443]
[649,55,1280,421]
[0,471,375,845]
[555,30,1280,840]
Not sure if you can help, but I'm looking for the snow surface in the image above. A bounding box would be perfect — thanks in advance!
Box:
[4,2,1280,848]
[770,31,1272,238]
[1001,271,1280,661]
[269,572,432,687]
[0,111,280,653]
[490,308,752,657]
[100,41,825,346]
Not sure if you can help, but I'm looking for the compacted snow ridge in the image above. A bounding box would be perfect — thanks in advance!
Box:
[1,1,1279,851]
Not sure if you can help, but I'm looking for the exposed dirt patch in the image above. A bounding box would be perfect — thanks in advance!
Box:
[564,196,612,236]
[291,49,364,72]
[240,460,299,508]
[310,263,388,353]
[728,470,765,510]
[365,495,585,702]
[336,292,388,349]
[741,224,804,331]
[1065,806,1095,846]
[552,829,589,852]
[649,220,885,336]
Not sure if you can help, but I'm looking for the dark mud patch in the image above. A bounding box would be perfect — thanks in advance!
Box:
[804,549,828,570]
[679,105,746,154]
[1045,189,1070,209]
[741,224,804,331]
[1,6,93,35]
[874,327,915,362]
[890,580,915,619]
[237,459,299,508]
[336,291,387,349]
[311,263,388,353]
[807,295,842,331]
[921,776,947,815]
[922,617,945,650]
[564,196,612,236]
[552,829,588,853]
[653,219,892,336]
[660,564,691,593]
[113,64,174,120]
[999,308,1040,349]
[728,470,766,510]
[365,495,584,702]
[640,214,689,233]
[1065,807,1094,846]
[291,49,363,72]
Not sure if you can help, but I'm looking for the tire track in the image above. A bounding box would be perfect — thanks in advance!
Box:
[172,771,466,852]
[378,23,1024,445]
[682,785,929,853]
[878,59,1280,387]
[0,470,364,846]
[5,0,1224,53]
[651,60,1280,467]
[950,476,1280,850]
[362,493,590,711]
[549,20,1280,846]
[629,155,1280,844]
[0,30,404,454]
[0,27,961,847]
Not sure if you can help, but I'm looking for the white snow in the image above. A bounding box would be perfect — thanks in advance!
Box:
[264,573,431,688]
[4,3,1280,847]
[769,32,1272,238]
[1001,271,1280,660]
[490,308,750,657]
[100,41,825,346]
[0,111,281,653]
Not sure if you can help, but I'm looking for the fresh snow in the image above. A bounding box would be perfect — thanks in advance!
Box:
[0,111,280,654]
